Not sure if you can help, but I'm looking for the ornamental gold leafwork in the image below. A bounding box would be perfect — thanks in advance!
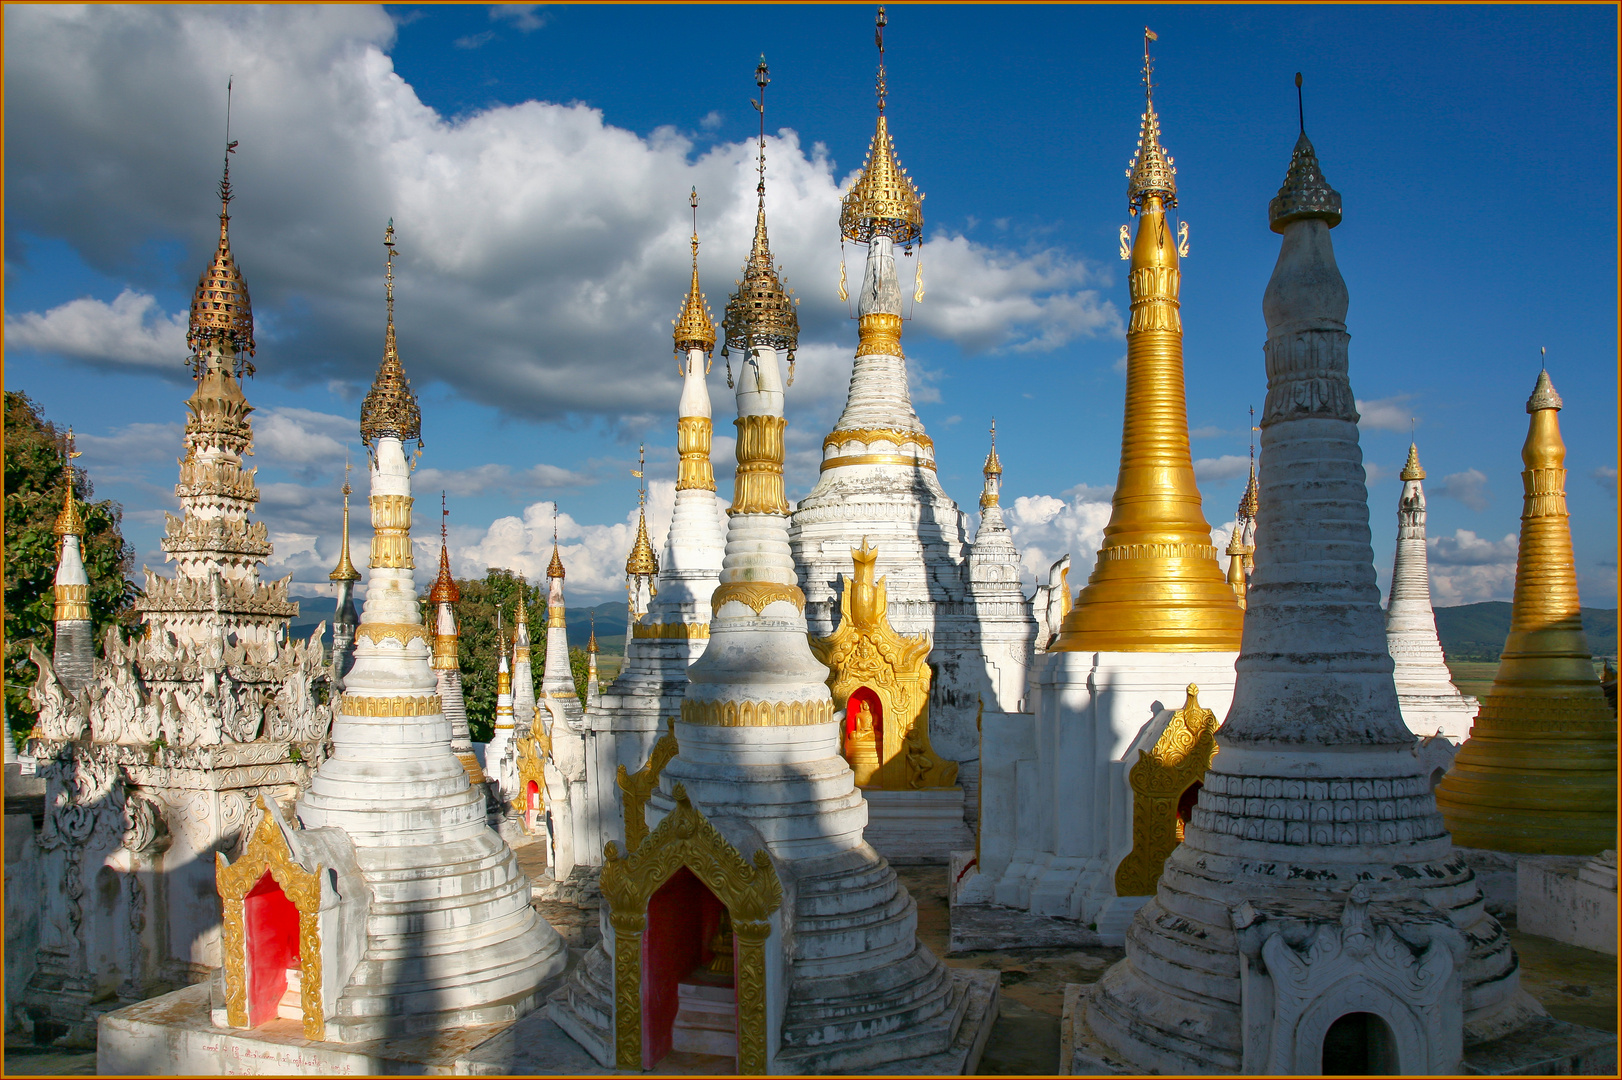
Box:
[1114,684,1218,898]
[616,718,678,851]
[809,540,956,790]
[512,724,552,818]
[601,783,782,1074]
[215,795,325,1040]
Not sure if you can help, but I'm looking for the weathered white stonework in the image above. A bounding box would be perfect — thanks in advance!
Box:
[1068,127,1544,1076]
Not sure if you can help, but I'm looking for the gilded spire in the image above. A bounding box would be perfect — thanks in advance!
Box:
[1437,365,1615,854]
[1269,79,1342,233]
[588,615,598,655]
[188,83,255,374]
[722,57,800,363]
[673,188,717,356]
[839,7,924,246]
[1400,442,1426,482]
[1054,34,1242,653]
[626,445,660,578]
[1125,28,1177,215]
[982,418,1003,479]
[359,221,423,448]
[547,541,566,581]
[328,464,361,582]
[53,429,86,538]
[428,493,459,605]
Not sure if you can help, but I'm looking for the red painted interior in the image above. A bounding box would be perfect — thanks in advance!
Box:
[244,870,301,1026]
[846,686,885,762]
[641,867,727,1068]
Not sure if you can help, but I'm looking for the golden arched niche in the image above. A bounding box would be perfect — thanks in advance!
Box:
[602,775,783,1075]
[216,796,324,1041]
[810,540,956,789]
[1114,683,1219,898]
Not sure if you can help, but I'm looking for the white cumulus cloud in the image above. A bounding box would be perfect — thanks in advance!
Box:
[1432,468,1491,512]
[1355,395,1415,433]
[1427,528,1518,605]
[5,289,188,370]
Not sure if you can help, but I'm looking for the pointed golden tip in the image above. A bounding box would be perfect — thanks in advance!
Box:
[626,505,659,578]
[547,541,566,580]
[1400,442,1426,482]
[840,113,924,245]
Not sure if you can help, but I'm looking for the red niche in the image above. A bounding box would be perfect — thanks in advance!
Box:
[845,686,884,762]
[641,867,727,1068]
[244,870,300,1026]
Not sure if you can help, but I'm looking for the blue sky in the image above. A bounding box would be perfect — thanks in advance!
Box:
[5,4,1616,610]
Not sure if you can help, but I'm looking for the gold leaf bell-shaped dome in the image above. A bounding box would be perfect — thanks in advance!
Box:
[840,114,924,246]
[188,156,255,362]
[672,235,716,356]
[723,203,799,358]
[428,533,460,605]
[1400,442,1426,482]
[1126,98,1177,214]
[547,540,566,581]
[359,223,423,447]
[625,504,659,578]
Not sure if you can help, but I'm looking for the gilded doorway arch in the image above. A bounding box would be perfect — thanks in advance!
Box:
[1114,684,1219,897]
[216,796,324,1040]
[601,782,783,1074]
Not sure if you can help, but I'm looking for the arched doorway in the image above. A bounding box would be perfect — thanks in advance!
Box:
[1321,1011,1399,1074]
[525,780,542,833]
[642,867,735,1069]
[844,686,884,786]
[244,871,301,1025]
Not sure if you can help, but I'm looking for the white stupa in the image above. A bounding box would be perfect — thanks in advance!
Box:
[1385,441,1477,744]
[280,224,565,1040]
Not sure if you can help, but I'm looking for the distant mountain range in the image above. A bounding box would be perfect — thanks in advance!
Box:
[1433,602,1615,663]
[287,598,630,656]
[289,597,1617,666]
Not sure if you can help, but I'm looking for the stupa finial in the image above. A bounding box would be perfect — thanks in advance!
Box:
[1126,28,1177,214]
[359,220,423,448]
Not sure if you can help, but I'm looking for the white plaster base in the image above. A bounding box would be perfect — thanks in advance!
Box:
[1061,982,1619,1076]
[863,787,975,865]
[1518,854,1618,955]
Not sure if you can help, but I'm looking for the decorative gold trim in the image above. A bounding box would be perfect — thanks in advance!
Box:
[730,414,789,516]
[367,495,415,569]
[856,312,903,358]
[631,621,712,641]
[338,693,440,717]
[53,583,91,623]
[681,697,834,728]
[821,425,933,453]
[1114,684,1218,897]
[216,796,325,1040]
[820,453,936,472]
[711,581,805,615]
[355,622,431,647]
[616,718,678,850]
[676,416,716,492]
[512,725,551,817]
[809,540,955,789]
[601,783,783,1074]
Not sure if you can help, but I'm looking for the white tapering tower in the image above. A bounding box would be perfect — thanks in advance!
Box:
[1386,442,1477,742]
[584,191,727,863]
[512,580,537,735]
[1070,110,1539,1076]
[294,223,564,1040]
[51,431,95,695]
[429,498,484,786]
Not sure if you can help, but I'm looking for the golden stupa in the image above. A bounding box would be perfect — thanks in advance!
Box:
[1436,368,1617,854]
[1050,44,1242,654]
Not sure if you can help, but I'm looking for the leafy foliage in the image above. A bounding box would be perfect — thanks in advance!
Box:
[569,646,590,706]
[421,568,542,743]
[4,391,138,741]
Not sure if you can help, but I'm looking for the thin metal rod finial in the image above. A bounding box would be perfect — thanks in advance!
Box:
[1295,72,1304,133]
[876,6,888,114]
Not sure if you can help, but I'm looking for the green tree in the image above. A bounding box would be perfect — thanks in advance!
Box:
[4,391,139,742]
[422,568,542,743]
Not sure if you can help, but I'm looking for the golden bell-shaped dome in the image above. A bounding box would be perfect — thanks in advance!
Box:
[53,481,85,538]
[359,223,423,447]
[547,540,566,581]
[428,535,460,605]
[723,203,799,358]
[840,114,924,246]
[626,504,659,578]
[188,157,255,362]
[673,234,716,356]
[1399,442,1426,482]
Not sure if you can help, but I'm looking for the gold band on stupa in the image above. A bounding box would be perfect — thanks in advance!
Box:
[676,417,715,491]
[1436,368,1616,855]
[1051,41,1241,654]
[368,493,414,570]
[730,414,789,515]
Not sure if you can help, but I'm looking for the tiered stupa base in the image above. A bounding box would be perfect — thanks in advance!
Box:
[962,650,1236,945]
